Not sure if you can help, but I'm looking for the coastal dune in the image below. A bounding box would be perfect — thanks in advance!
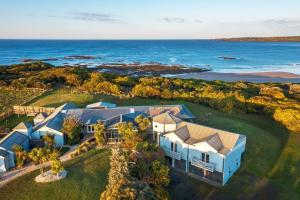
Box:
[170,71,300,83]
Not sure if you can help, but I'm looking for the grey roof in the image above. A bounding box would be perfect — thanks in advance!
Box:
[32,103,194,134]
[13,122,31,130]
[86,102,116,108]
[33,103,77,132]
[0,131,28,151]
[115,104,194,119]
[65,108,132,124]
[0,148,9,157]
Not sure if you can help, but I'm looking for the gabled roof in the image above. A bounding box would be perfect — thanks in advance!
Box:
[153,112,182,124]
[34,113,47,120]
[0,131,28,152]
[171,121,242,155]
[13,122,31,130]
[174,126,190,141]
[206,134,223,151]
[86,102,116,109]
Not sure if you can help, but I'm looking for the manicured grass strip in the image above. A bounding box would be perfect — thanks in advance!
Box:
[0,115,33,130]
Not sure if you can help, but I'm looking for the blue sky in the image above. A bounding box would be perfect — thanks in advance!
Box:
[0,0,300,39]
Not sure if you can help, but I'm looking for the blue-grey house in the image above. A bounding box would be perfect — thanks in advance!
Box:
[0,122,30,172]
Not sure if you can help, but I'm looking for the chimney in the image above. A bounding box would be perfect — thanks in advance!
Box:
[130,108,135,113]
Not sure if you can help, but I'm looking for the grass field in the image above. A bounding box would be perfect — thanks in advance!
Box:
[0,88,299,200]
[0,149,110,200]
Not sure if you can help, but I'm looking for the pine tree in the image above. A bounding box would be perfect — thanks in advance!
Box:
[107,148,129,189]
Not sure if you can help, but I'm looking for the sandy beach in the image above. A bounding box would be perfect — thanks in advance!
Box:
[168,71,300,83]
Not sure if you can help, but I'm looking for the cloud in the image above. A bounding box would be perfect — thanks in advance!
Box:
[49,12,119,23]
[71,12,119,22]
[159,17,202,24]
[193,19,202,24]
[261,19,300,28]
[160,17,186,23]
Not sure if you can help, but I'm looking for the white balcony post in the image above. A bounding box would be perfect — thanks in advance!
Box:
[186,145,189,173]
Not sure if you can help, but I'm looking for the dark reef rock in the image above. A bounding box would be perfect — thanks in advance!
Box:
[93,63,209,76]
[218,56,237,60]
[64,55,96,60]
[21,58,58,62]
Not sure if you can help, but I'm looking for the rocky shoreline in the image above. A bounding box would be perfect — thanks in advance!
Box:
[93,62,209,76]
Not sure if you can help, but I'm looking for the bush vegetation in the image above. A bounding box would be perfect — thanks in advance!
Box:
[1,62,298,133]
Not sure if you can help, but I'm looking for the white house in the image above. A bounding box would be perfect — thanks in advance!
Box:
[153,112,246,186]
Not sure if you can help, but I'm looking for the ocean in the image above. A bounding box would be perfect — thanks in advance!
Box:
[0,39,300,74]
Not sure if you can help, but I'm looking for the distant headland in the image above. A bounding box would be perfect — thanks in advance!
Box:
[218,36,300,42]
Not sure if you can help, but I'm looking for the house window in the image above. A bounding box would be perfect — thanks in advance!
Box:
[201,153,205,161]
[87,125,94,133]
[201,153,209,163]
[171,142,174,151]
[155,125,158,128]
[205,154,210,163]
[174,143,177,152]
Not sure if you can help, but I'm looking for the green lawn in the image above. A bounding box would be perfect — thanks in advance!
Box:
[0,149,110,200]
[1,89,299,200]
[0,115,33,130]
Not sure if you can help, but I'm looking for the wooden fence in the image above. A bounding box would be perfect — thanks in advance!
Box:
[0,106,56,122]
[13,106,55,115]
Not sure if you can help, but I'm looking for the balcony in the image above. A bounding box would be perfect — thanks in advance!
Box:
[191,157,215,172]
[164,149,181,160]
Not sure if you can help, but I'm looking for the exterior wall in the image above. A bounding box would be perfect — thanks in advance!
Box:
[22,138,30,151]
[0,157,7,172]
[159,133,188,161]
[188,144,224,173]
[32,127,65,146]
[7,151,15,168]
[153,122,177,133]
[223,140,246,184]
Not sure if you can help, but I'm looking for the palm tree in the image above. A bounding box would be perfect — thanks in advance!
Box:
[12,144,23,158]
[28,148,49,176]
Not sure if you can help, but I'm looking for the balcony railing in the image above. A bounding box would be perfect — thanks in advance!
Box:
[164,149,181,160]
[191,157,215,172]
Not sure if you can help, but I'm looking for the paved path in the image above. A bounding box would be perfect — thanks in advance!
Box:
[0,145,78,188]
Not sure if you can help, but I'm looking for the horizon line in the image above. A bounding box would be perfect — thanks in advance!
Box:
[0,35,299,41]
